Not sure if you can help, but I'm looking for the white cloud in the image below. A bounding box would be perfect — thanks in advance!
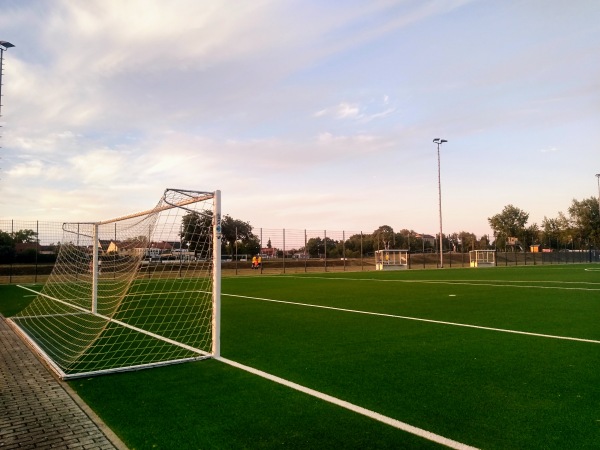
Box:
[314,99,396,123]
[336,102,361,119]
[1,0,598,238]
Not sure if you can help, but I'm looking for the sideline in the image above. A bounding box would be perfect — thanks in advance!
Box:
[223,293,600,345]
[217,356,479,450]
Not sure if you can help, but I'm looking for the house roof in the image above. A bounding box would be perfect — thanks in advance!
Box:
[151,241,173,250]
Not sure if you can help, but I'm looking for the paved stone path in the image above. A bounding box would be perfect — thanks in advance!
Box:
[0,316,126,449]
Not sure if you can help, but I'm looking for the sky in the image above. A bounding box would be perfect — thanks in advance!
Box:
[1,0,599,238]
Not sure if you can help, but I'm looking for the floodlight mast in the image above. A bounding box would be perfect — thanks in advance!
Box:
[433,138,447,268]
[596,174,600,223]
[0,41,15,118]
[0,41,15,163]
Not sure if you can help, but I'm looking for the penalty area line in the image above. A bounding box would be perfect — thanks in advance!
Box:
[216,356,478,450]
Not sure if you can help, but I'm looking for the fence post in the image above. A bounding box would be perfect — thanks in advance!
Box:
[234,227,238,275]
[9,219,13,284]
[304,229,307,273]
[324,230,327,272]
[35,220,39,283]
[360,232,364,271]
[260,228,263,274]
[343,231,346,271]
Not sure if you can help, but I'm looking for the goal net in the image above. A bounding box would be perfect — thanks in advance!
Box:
[469,249,496,267]
[375,249,409,270]
[9,189,221,379]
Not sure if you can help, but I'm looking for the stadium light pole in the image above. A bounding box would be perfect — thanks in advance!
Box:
[0,41,15,116]
[596,174,600,220]
[433,138,447,268]
[0,41,15,160]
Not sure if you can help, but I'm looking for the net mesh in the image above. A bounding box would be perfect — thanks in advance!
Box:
[11,189,217,377]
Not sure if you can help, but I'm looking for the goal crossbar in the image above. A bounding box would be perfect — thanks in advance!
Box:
[97,190,214,225]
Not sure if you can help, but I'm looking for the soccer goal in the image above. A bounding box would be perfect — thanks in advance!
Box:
[9,189,221,379]
[469,249,496,267]
[375,249,409,270]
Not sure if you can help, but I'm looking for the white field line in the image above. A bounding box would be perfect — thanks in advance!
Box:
[222,293,600,345]
[284,275,600,291]
[216,356,479,450]
[15,312,87,320]
[15,284,210,356]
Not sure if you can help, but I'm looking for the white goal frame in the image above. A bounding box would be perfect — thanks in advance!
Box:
[469,249,496,268]
[375,249,409,270]
[8,188,221,379]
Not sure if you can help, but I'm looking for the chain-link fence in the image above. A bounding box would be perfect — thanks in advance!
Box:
[1,220,598,284]
[1,220,64,284]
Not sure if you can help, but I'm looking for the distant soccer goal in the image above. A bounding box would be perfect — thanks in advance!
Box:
[9,188,221,379]
[469,250,496,268]
[375,249,409,270]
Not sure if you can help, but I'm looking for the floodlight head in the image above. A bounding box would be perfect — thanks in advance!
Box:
[0,41,15,50]
[433,138,448,144]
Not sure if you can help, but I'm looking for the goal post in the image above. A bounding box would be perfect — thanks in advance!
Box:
[375,249,409,270]
[469,249,497,267]
[9,188,221,379]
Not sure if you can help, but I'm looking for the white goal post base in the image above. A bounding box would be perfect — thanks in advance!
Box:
[469,250,497,268]
[375,249,409,271]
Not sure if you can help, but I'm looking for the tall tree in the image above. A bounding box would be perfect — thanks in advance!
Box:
[180,211,212,258]
[11,229,37,243]
[556,211,574,248]
[0,229,38,263]
[306,237,337,258]
[451,231,477,252]
[522,223,541,248]
[541,217,562,249]
[221,215,260,256]
[0,231,16,262]
[488,205,530,244]
[373,225,394,250]
[568,197,600,248]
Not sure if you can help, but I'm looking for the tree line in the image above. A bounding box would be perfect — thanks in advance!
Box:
[488,196,600,251]
[189,194,600,257]
[2,194,598,265]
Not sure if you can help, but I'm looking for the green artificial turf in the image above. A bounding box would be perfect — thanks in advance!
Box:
[0,284,38,316]
[1,264,599,449]
[220,267,600,448]
[72,360,441,450]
